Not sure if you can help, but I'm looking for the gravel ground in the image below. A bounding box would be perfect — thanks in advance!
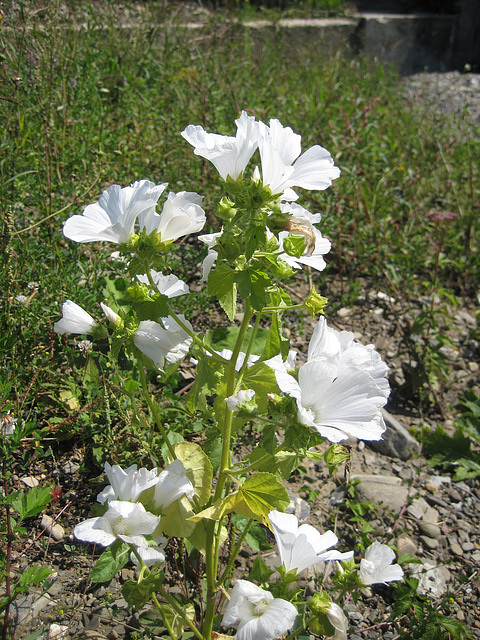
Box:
[6,72,480,639]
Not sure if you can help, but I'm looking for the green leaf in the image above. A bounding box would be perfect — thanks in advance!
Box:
[324,444,351,475]
[123,571,165,609]
[160,602,196,638]
[236,267,269,311]
[18,565,53,590]
[173,441,213,506]
[249,556,275,583]
[208,263,237,321]
[11,486,53,522]
[304,286,328,319]
[239,472,289,526]
[186,355,224,414]
[160,496,196,539]
[83,358,99,386]
[262,311,289,360]
[243,362,280,412]
[90,542,130,583]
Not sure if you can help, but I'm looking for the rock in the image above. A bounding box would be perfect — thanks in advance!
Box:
[420,535,439,550]
[397,535,417,556]
[40,514,65,541]
[21,476,39,488]
[48,624,69,640]
[13,593,55,625]
[417,521,441,539]
[286,490,310,521]
[408,561,451,597]
[450,542,463,555]
[370,409,420,460]
[351,474,411,512]
[462,542,475,552]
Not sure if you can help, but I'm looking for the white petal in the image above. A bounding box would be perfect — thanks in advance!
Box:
[327,603,348,640]
[153,459,194,510]
[54,300,96,335]
[154,191,205,242]
[137,270,189,298]
[74,517,116,546]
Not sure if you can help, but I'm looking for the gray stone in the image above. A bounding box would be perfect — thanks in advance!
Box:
[40,514,65,541]
[21,476,39,488]
[351,474,411,512]
[286,490,310,521]
[408,561,451,597]
[13,593,55,625]
[450,541,464,556]
[462,542,475,552]
[420,535,439,550]
[397,535,417,556]
[417,521,441,539]
[48,624,69,640]
[370,409,420,460]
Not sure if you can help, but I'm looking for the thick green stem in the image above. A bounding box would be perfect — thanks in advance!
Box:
[202,301,253,639]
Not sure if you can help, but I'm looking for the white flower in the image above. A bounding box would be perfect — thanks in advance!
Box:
[222,580,297,640]
[268,318,390,443]
[139,191,205,241]
[181,111,259,181]
[54,300,96,335]
[74,500,160,548]
[359,541,404,585]
[96,462,159,505]
[152,459,195,511]
[137,270,189,297]
[268,510,353,574]
[198,232,221,282]
[63,180,167,243]
[257,118,340,199]
[326,603,348,640]
[133,316,193,370]
[225,389,256,412]
[100,302,122,327]
[278,227,331,272]
[307,317,390,398]
[130,537,167,567]
[280,201,322,225]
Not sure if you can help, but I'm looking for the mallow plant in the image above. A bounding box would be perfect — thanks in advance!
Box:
[52,112,404,639]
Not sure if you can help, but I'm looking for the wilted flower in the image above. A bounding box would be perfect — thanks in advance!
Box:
[277,226,331,272]
[130,539,167,567]
[63,180,167,243]
[359,541,404,585]
[96,462,159,505]
[268,510,353,574]
[152,459,195,511]
[77,339,93,355]
[181,111,259,181]
[222,580,297,640]
[256,117,340,200]
[133,316,193,370]
[326,602,348,640]
[74,500,160,548]
[137,270,189,298]
[54,300,96,335]
[15,294,28,304]
[138,191,205,241]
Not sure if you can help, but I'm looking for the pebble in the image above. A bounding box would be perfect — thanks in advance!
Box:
[397,534,417,555]
[420,535,439,550]
[40,514,65,542]
[417,521,441,539]
[48,624,69,640]
[21,476,39,488]
[450,541,464,555]
[462,542,475,552]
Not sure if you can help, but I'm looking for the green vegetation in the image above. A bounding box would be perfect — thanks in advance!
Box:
[0,1,479,636]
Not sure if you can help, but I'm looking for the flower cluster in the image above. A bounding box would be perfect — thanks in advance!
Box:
[54,112,405,640]
[74,460,194,566]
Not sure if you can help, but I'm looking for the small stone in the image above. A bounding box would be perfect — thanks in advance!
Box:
[48,624,69,640]
[425,482,439,494]
[462,542,474,552]
[21,476,39,488]
[63,461,80,474]
[351,474,411,512]
[418,521,441,539]
[40,514,65,541]
[408,561,451,597]
[450,542,463,555]
[397,534,417,556]
[420,535,439,550]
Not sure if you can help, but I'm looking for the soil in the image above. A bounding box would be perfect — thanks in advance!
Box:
[4,68,480,640]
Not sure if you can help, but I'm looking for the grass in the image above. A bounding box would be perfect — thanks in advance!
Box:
[1,0,479,453]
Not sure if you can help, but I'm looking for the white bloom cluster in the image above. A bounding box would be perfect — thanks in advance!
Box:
[63,180,205,245]
[74,460,194,567]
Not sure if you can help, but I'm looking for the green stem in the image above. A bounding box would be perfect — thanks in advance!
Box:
[235,312,261,391]
[284,616,314,640]
[203,300,253,639]
[137,354,176,462]
[216,518,254,588]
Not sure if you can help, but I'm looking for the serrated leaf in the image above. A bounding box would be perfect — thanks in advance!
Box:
[239,472,289,525]
[90,542,130,583]
[11,486,53,522]
[249,556,275,583]
[122,571,164,609]
[160,602,196,638]
[208,263,237,321]
[236,268,269,311]
[242,362,279,412]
